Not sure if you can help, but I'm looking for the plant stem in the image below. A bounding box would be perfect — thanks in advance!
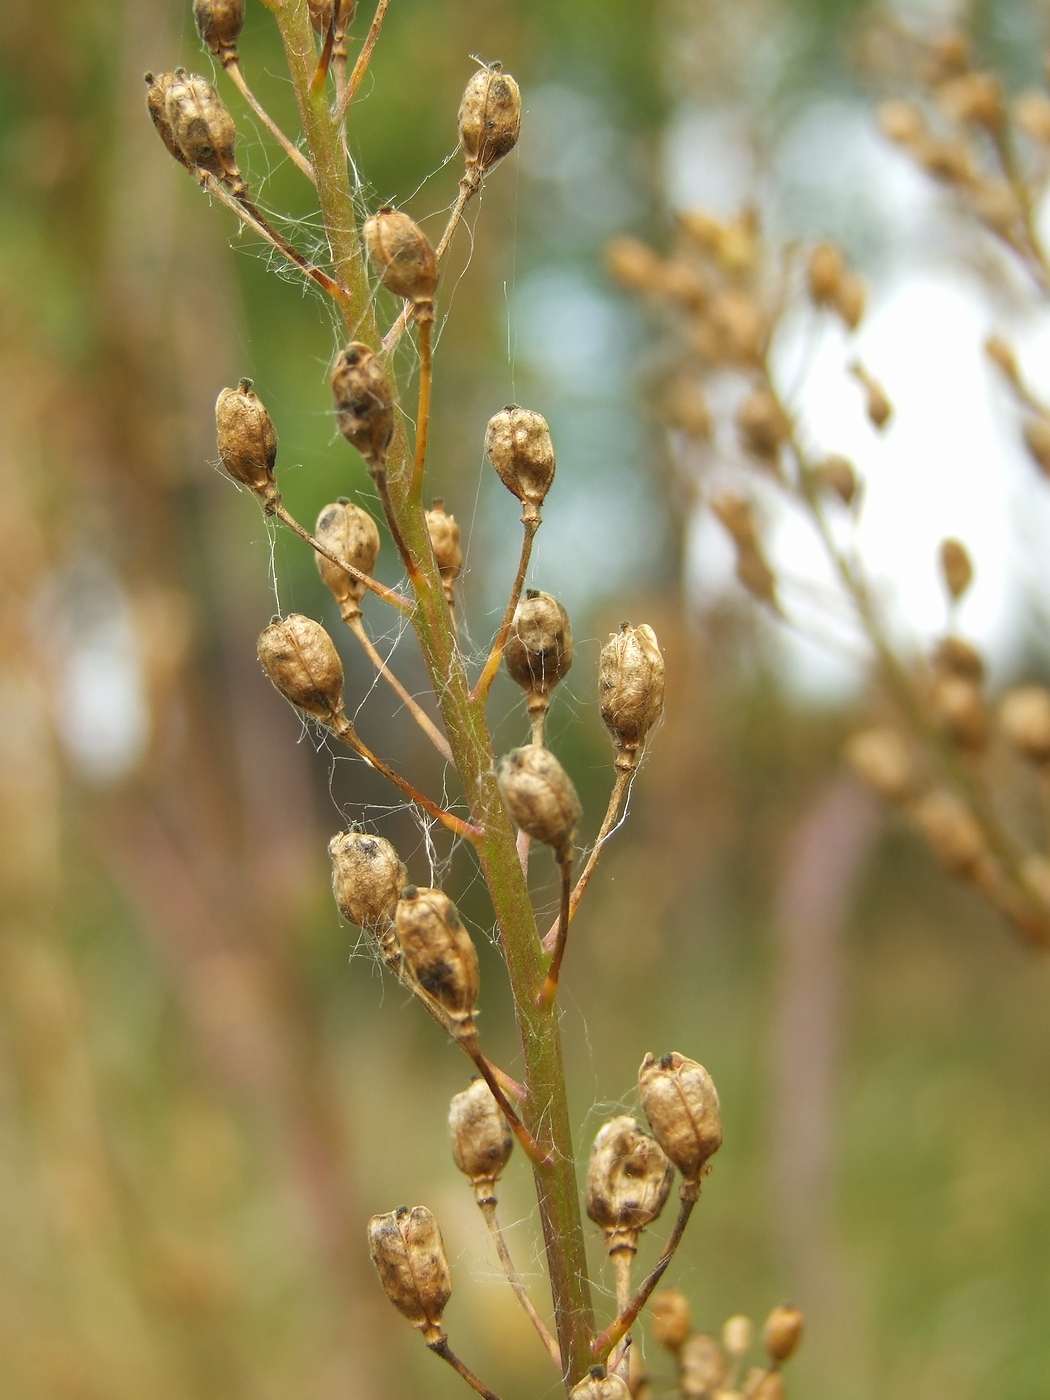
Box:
[537,855,573,1009]
[428,1338,502,1400]
[270,499,413,614]
[473,516,538,702]
[591,1195,697,1361]
[223,59,316,180]
[542,767,631,953]
[412,313,434,499]
[334,0,393,122]
[479,1199,562,1368]
[344,612,453,761]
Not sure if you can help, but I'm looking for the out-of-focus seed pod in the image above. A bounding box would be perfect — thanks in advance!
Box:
[329,830,406,943]
[331,343,394,472]
[723,1314,753,1359]
[930,27,970,77]
[984,334,1021,385]
[762,1304,804,1364]
[680,1333,728,1399]
[194,0,245,60]
[699,290,765,364]
[605,238,663,294]
[744,1369,785,1400]
[215,379,278,502]
[395,887,479,1036]
[939,538,973,600]
[1015,91,1050,144]
[999,685,1050,763]
[484,406,556,520]
[164,69,244,190]
[878,98,926,146]
[844,727,915,803]
[650,1289,692,1354]
[599,622,665,764]
[933,635,984,682]
[257,614,344,720]
[497,746,580,861]
[850,362,892,429]
[425,501,462,606]
[638,1052,722,1192]
[363,207,438,307]
[710,492,757,549]
[936,71,1004,129]
[807,242,845,305]
[832,271,866,330]
[677,209,726,255]
[1022,853,1050,908]
[314,499,381,617]
[916,134,975,185]
[735,547,778,608]
[1022,416,1050,477]
[812,455,858,506]
[448,1079,512,1204]
[569,1369,631,1400]
[932,674,987,752]
[969,179,1020,237]
[586,1116,674,1253]
[505,591,573,712]
[659,260,710,312]
[458,63,521,173]
[912,790,986,877]
[737,389,790,459]
[145,73,192,169]
[367,1205,451,1344]
[665,377,713,440]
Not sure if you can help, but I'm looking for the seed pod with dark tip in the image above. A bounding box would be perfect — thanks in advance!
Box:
[762,1304,804,1364]
[458,63,522,173]
[851,362,892,429]
[395,887,479,1036]
[145,73,192,168]
[505,591,573,709]
[680,1333,727,1398]
[999,685,1050,763]
[216,379,278,500]
[497,746,581,861]
[449,1079,513,1203]
[367,1205,451,1345]
[569,1370,630,1400]
[813,455,858,506]
[638,1052,722,1189]
[484,406,556,519]
[425,501,462,605]
[650,1289,692,1354]
[331,343,394,471]
[257,614,344,720]
[933,635,984,682]
[164,69,243,190]
[939,538,973,600]
[315,499,380,616]
[599,622,664,761]
[586,1116,674,1254]
[329,830,406,942]
[807,242,846,305]
[737,389,790,459]
[363,207,438,306]
[194,0,245,60]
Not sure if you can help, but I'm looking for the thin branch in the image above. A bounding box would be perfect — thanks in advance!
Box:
[427,1338,502,1400]
[536,854,573,1009]
[411,313,434,499]
[472,516,539,702]
[608,1250,635,1377]
[463,1037,551,1169]
[479,1200,562,1369]
[199,174,341,300]
[542,768,631,954]
[591,1196,698,1361]
[269,499,414,614]
[344,612,453,761]
[333,0,392,122]
[223,58,316,180]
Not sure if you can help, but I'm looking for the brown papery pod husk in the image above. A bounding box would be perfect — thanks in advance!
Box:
[723,1314,754,1359]
[367,1205,451,1344]
[425,501,462,602]
[939,538,973,600]
[193,0,245,59]
[216,380,278,499]
[605,237,663,295]
[931,674,988,752]
[505,591,573,698]
[911,790,986,877]
[1023,417,1050,476]
[331,343,394,471]
[164,69,244,190]
[315,499,380,614]
[832,271,866,329]
[569,1370,631,1400]
[638,1051,722,1189]
[650,1289,692,1354]
[257,614,344,720]
[307,0,334,33]
[813,455,859,505]
[458,63,521,172]
[844,727,915,803]
[586,1115,674,1252]
[329,830,406,935]
[448,1078,513,1203]
[737,389,790,458]
[932,635,985,682]
[395,887,479,1034]
[497,746,581,859]
[599,622,664,759]
[680,1333,728,1399]
[484,405,556,519]
[762,1304,804,1363]
[999,685,1050,763]
[806,242,846,304]
[363,207,438,305]
[145,73,192,168]
[744,1369,785,1400]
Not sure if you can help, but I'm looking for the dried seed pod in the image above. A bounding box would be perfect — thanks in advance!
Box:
[448,1079,512,1203]
[638,1051,722,1190]
[307,0,335,33]
[586,1116,674,1253]
[659,260,711,312]
[737,389,790,459]
[832,272,866,330]
[1022,417,1050,477]
[504,591,573,708]
[877,98,926,146]
[665,377,713,440]
[164,69,243,190]
[999,685,1050,763]
[145,73,192,168]
[681,1333,728,1399]
[850,362,892,429]
[425,501,462,606]
[807,242,846,305]
[813,455,859,506]
[215,379,278,501]
[497,746,581,860]
[363,207,438,306]
[484,406,556,519]
[257,614,344,720]
[331,343,394,471]
[985,334,1019,382]
[844,727,915,803]
[329,830,406,938]
[1015,91,1050,144]
[650,1289,692,1354]
[762,1304,804,1363]
[697,289,765,364]
[936,72,1004,129]
[605,237,663,294]
[599,622,665,762]
[723,1315,753,1359]
[744,1369,785,1400]
[912,790,986,877]
[367,1205,452,1344]
[933,635,984,682]
[570,1369,631,1400]
[931,674,988,751]
[710,492,758,549]
[193,0,245,59]
[395,887,479,1036]
[315,499,380,616]
[458,63,521,173]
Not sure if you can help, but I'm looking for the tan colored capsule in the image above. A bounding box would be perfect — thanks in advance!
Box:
[932,635,985,682]
[586,1116,674,1253]
[850,361,892,429]
[832,271,866,330]
[363,207,438,307]
[1023,417,1050,477]
[425,501,462,606]
[1015,91,1050,144]
[497,746,581,860]
[985,334,1020,382]
[844,727,915,803]
[505,591,573,706]
[193,0,245,60]
[813,455,858,506]
[999,685,1050,763]
[484,406,556,520]
[395,887,479,1036]
[448,1079,512,1203]
[931,674,988,752]
[164,69,243,190]
[936,71,1004,129]
[681,1333,728,1398]
[806,242,846,305]
[599,622,664,762]
[650,1289,692,1354]
[331,342,394,472]
[314,499,380,617]
[665,377,713,440]
[145,73,192,169]
[605,238,664,295]
[569,1370,631,1400]
[737,389,790,459]
[215,380,278,501]
[638,1052,722,1191]
[367,1205,451,1344]
[912,790,986,877]
[257,614,343,721]
[329,830,406,940]
[723,1314,753,1359]
[458,63,521,173]
[877,98,926,146]
[744,1369,785,1400]
[762,1303,804,1363]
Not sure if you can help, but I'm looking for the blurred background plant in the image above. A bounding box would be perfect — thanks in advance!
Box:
[2,2,1050,1399]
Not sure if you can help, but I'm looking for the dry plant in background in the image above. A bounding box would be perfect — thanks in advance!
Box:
[608,18,1050,963]
[145,2,804,1397]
